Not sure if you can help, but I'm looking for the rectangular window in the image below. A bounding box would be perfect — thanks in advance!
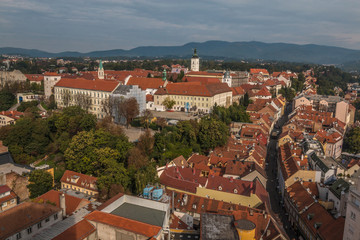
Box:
[54,213,58,220]
[351,211,356,220]
[27,227,32,234]
[37,222,42,229]
[45,218,49,222]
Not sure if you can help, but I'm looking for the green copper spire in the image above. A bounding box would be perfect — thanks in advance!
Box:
[192,48,199,58]
[99,59,103,70]
[162,69,167,81]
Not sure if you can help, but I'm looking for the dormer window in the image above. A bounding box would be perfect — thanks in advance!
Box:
[192,204,197,209]
[314,222,322,229]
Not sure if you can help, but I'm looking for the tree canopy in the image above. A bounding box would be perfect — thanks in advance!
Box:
[27,169,53,199]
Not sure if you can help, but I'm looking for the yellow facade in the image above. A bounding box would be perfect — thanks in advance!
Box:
[61,183,98,196]
[236,228,256,240]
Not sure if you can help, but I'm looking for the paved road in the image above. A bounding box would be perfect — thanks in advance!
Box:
[265,103,298,239]
[8,102,20,111]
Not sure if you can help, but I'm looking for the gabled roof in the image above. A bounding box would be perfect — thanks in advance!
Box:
[300,202,344,240]
[0,111,24,120]
[44,72,60,76]
[52,219,96,240]
[0,202,60,239]
[25,74,44,82]
[36,190,90,216]
[224,160,254,177]
[206,175,255,196]
[60,170,98,191]
[55,78,120,92]
[155,82,232,97]
[184,76,221,84]
[159,166,207,193]
[231,86,245,96]
[250,69,269,75]
[85,211,161,238]
[126,76,165,90]
[0,185,11,195]
[287,181,315,212]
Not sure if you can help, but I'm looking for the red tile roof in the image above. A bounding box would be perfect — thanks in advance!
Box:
[224,160,254,177]
[159,166,207,193]
[146,94,154,102]
[0,185,11,195]
[60,170,98,192]
[300,202,344,240]
[44,72,60,76]
[250,69,269,75]
[0,111,24,120]
[85,211,162,238]
[231,86,245,96]
[184,76,221,84]
[206,175,254,196]
[52,219,96,240]
[286,181,315,212]
[0,188,17,206]
[126,77,165,90]
[155,82,232,97]
[36,190,90,216]
[55,78,120,92]
[0,202,60,239]
[25,74,44,82]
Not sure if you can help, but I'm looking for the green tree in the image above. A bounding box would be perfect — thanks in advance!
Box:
[3,117,50,164]
[97,162,130,200]
[0,89,16,111]
[344,127,360,153]
[27,170,53,198]
[198,118,228,151]
[162,97,176,110]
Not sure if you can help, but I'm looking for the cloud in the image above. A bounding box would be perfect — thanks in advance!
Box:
[0,0,360,51]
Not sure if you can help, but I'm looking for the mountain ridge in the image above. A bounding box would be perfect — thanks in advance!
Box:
[1,41,360,65]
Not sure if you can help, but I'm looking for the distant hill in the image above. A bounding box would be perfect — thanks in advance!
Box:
[2,41,360,65]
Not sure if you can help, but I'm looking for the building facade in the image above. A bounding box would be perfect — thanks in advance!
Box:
[44,72,61,98]
[343,177,360,240]
[154,82,232,113]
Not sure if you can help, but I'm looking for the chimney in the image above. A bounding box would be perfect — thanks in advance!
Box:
[60,193,66,219]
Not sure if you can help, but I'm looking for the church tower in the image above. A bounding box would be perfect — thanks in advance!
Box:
[98,60,104,79]
[191,48,200,72]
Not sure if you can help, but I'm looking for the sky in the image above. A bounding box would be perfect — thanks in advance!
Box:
[1,0,360,52]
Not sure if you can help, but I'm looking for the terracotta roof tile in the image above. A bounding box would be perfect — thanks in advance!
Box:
[52,219,95,240]
[60,170,98,192]
[36,190,90,216]
[85,211,161,238]
[0,202,60,239]
[126,77,165,90]
[55,78,120,92]
[155,82,232,97]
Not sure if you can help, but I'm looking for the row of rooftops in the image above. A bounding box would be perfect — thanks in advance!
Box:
[285,180,345,240]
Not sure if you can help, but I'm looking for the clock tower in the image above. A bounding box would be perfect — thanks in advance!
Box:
[191,48,200,72]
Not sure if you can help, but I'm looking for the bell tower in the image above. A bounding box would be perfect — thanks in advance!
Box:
[191,48,200,72]
[98,60,104,79]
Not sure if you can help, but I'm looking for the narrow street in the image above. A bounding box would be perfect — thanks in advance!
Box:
[265,103,297,239]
